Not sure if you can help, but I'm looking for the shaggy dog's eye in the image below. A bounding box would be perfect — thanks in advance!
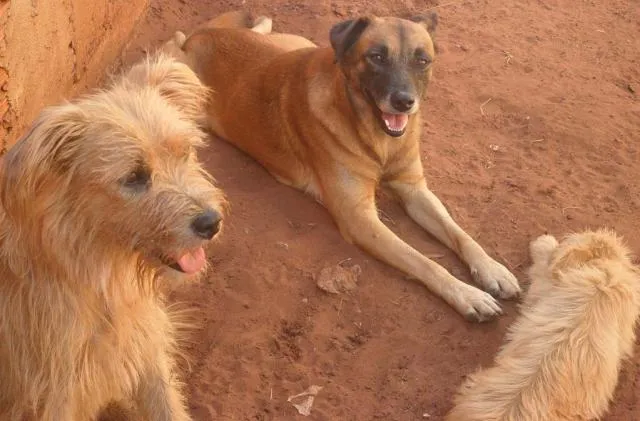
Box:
[122,165,151,191]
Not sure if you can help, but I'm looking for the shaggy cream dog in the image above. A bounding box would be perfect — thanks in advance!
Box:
[447,230,640,421]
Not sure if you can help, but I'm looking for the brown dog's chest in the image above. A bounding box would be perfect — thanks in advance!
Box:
[306,71,423,182]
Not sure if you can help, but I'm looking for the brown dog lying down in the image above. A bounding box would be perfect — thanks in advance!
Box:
[166,10,520,322]
[0,53,225,421]
[447,230,640,421]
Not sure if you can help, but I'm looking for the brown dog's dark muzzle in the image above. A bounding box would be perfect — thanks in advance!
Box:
[390,91,416,113]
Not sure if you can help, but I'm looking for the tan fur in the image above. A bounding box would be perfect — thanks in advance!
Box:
[447,229,640,421]
[164,10,314,60]
[0,53,225,421]
[166,11,520,322]
[196,9,315,50]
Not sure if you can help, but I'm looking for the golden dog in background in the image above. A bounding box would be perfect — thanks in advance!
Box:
[447,230,640,421]
[0,53,225,421]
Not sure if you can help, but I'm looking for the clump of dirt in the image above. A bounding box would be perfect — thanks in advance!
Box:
[316,263,361,294]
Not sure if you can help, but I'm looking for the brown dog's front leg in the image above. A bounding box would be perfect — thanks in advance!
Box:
[322,173,502,322]
[388,178,521,299]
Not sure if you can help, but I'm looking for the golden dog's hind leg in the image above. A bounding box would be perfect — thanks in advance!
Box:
[388,176,521,300]
[321,170,502,322]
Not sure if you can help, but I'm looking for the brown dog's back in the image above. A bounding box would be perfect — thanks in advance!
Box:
[182,29,335,192]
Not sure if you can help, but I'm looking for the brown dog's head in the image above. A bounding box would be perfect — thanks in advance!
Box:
[0,54,225,284]
[330,14,438,137]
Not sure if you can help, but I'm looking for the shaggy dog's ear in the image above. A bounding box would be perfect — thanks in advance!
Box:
[121,53,210,123]
[0,104,86,216]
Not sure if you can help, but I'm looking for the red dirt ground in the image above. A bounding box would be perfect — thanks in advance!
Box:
[120,0,640,419]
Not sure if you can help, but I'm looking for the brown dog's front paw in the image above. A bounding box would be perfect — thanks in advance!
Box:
[471,258,521,300]
[455,285,503,323]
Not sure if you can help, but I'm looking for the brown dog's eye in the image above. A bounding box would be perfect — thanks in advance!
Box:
[415,56,432,67]
[414,48,432,67]
[367,52,387,65]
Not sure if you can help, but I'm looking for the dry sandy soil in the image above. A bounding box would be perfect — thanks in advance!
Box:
[118,0,639,419]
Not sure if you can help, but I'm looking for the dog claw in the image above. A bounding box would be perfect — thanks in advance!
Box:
[464,310,482,323]
[471,258,521,300]
[458,287,502,323]
[464,305,500,323]
[484,284,502,298]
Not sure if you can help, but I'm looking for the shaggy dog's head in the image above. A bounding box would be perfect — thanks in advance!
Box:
[0,54,225,288]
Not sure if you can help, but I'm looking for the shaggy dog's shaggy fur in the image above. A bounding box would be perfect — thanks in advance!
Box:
[0,53,225,421]
[447,230,640,421]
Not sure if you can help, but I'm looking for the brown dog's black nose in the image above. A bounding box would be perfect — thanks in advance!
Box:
[191,209,221,239]
[390,92,416,113]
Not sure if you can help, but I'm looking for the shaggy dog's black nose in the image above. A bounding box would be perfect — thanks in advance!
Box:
[191,210,221,239]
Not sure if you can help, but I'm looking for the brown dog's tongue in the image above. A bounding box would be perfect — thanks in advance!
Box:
[382,113,409,132]
[177,247,206,274]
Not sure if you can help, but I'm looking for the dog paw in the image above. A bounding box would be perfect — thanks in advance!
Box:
[454,284,502,323]
[470,257,521,300]
[529,234,558,264]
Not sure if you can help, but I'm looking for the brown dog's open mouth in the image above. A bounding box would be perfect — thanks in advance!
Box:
[381,112,409,137]
[164,247,207,275]
[364,89,410,137]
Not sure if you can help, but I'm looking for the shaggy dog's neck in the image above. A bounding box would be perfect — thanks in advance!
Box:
[0,207,159,306]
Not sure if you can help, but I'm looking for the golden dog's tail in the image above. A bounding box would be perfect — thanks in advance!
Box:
[200,10,272,33]
[167,10,272,52]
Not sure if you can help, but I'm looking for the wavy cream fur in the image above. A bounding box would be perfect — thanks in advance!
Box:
[447,229,640,421]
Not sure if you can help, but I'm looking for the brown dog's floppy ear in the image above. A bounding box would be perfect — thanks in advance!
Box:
[0,104,86,215]
[330,17,371,62]
[408,12,438,37]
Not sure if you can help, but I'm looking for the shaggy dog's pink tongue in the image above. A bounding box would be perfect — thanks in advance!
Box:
[382,113,409,132]
[177,247,206,274]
